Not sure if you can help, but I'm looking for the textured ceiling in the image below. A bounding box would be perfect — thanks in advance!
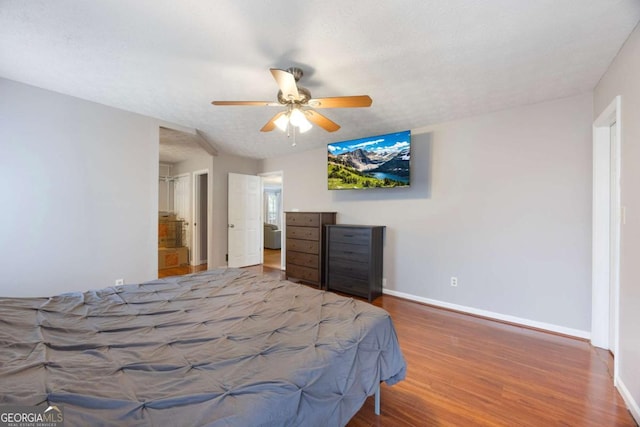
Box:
[1,1,639,159]
[159,127,211,164]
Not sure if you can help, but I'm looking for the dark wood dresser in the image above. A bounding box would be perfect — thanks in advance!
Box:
[285,212,336,288]
[325,225,385,302]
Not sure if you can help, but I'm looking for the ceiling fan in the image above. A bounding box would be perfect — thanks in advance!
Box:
[211,67,372,134]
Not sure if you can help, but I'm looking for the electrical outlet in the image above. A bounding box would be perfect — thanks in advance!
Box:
[450,277,458,287]
[115,279,124,285]
[382,278,387,288]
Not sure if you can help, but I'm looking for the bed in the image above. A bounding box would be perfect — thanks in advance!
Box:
[0,268,406,426]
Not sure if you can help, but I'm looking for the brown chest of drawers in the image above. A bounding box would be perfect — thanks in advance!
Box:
[285,212,336,287]
[325,225,385,302]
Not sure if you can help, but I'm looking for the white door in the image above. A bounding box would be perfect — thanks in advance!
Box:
[228,173,262,268]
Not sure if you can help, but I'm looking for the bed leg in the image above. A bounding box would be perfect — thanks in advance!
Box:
[374,383,380,416]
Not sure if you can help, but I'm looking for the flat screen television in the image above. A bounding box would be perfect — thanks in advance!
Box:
[328,130,411,190]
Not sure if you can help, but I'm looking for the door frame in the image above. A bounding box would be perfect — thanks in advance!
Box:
[192,169,209,266]
[591,96,621,380]
[172,172,192,252]
[259,170,285,269]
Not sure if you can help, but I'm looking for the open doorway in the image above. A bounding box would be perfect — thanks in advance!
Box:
[592,96,621,381]
[192,170,208,266]
[158,127,212,277]
[260,171,284,270]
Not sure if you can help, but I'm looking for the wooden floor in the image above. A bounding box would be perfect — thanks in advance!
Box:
[350,296,637,427]
[263,248,282,270]
[158,263,208,279]
[157,249,281,278]
[159,265,637,426]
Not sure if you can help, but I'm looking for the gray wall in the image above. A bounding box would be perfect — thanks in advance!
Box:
[0,78,158,296]
[0,78,259,297]
[261,93,593,334]
[594,22,640,421]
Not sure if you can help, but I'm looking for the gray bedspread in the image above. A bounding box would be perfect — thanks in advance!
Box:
[0,268,406,426]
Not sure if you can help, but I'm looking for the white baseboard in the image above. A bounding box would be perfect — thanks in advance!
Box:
[382,289,590,339]
[616,377,640,424]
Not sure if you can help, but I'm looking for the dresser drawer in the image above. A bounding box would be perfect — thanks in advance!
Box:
[328,274,369,299]
[286,251,319,269]
[287,225,319,241]
[328,258,369,280]
[287,238,319,254]
[327,242,370,263]
[286,213,320,227]
[287,264,319,283]
[328,227,370,245]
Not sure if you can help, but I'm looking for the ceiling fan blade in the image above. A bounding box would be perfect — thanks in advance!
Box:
[260,111,287,132]
[270,68,300,101]
[212,101,279,106]
[306,110,340,132]
[307,95,372,108]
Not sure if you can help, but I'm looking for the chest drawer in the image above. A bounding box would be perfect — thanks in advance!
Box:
[328,258,369,280]
[286,213,320,227]
[328,242,370,263]
[328,227,370,245]
[327,273,369,299]
[286,250,319,269]
[286,238,319,255]
[287,226,319,241]
[287,264,319,283]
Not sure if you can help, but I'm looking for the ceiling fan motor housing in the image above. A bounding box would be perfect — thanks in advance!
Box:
[277,86,311,105]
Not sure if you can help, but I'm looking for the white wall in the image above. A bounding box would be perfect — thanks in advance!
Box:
[0,78,158,296]
[594,22,640,422]
[261,93,593,334]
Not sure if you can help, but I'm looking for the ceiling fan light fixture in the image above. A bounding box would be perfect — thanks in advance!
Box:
[274,113,290,132]
[289,108,312,133]
[297,117,312,133]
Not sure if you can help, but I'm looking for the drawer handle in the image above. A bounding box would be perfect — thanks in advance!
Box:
[344,234,354,237]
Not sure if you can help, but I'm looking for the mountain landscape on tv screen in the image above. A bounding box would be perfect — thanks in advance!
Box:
[328,131,410,190]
